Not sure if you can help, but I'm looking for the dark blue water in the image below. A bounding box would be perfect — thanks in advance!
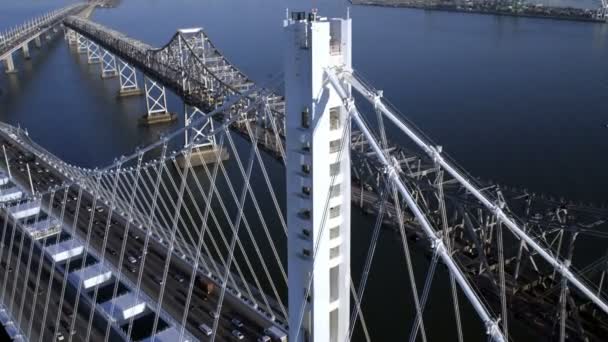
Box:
[1,0,607,340]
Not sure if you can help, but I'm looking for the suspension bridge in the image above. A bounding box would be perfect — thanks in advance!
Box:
[0,2,607,342]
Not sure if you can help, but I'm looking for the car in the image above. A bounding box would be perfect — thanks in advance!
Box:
[126,265,137,273]
[173,273,186,283]
[231,318,243,328]
[257,336,271,342]
[128,256,137,264]
[198,323,212,336]
[232,330,244,340]
[153,275,164,285]
[55,332,65,341]
[108,248,118,256]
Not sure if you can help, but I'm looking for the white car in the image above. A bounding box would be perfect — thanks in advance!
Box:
[231,330,244,340]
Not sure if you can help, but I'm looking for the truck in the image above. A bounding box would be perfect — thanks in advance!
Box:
[197,275,215,295]
[264,326,287,342]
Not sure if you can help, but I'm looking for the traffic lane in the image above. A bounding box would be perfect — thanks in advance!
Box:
[123,226,258,341]
[59,189,252,342]
[139,233,267,342]
[0,223,105,342]
[57,192,238,341]
[139,250,238,341]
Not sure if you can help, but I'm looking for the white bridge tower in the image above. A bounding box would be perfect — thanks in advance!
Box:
[285,10,352,342]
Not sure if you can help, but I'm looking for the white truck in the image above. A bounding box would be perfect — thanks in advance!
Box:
[263,326,287,342]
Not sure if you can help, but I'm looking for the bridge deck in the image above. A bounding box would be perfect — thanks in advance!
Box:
[0,126,281,341]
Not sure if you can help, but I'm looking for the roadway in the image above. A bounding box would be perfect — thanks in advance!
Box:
[0,203,108,342]
[0,133,274,341]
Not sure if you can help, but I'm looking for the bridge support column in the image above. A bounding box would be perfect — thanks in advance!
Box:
[86,40,101,65]
[21,43,30,60]
[139,77,177,125]
[177,105,228,167]
[100,50,118,79]
[76,34,87,54]
[66,29,77,45]
[117,59,144,97]
[285,11,352,342]
[34,35,42,48]
[3,55,17,74]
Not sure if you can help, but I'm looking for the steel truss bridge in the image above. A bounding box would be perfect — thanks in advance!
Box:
[0,2,606,342]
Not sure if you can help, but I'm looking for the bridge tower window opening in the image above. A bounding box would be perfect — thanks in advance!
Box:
[329,184,341,198]
[301,107,310,128]
[329,308,339,342]
[329,139,341,153]
[329,107,341,130]
[329,162,340,176]
[329,226,340,240]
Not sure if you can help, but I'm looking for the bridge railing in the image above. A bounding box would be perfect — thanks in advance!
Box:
[0,4,88,57]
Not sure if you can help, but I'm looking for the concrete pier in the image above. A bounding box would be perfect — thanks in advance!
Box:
[176,145,229,168]
[3,56,17,74]
[101,72,118,79]
[117,88,144,98]
[138,112,178,126]
[21,44,30,60]
[34,35,42,48]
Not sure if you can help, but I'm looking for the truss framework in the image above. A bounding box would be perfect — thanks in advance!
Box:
[86,40,101,64]
[118,58,140,92]
[100,49,118,78]
[144,77,169,116]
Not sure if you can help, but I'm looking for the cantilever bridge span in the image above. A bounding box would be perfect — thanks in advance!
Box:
[0,4,607,342]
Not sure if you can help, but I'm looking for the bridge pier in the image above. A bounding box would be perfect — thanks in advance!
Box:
[177,105,228,167]
[138,77,177,125]
[117,59,144,97]
[21,43,30,60]
[76,34,87,54]
[100,49,118,79]
[86,41,101,65]
[66,29,78,45]
[3,55,17,74]
[34,35,42,48]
